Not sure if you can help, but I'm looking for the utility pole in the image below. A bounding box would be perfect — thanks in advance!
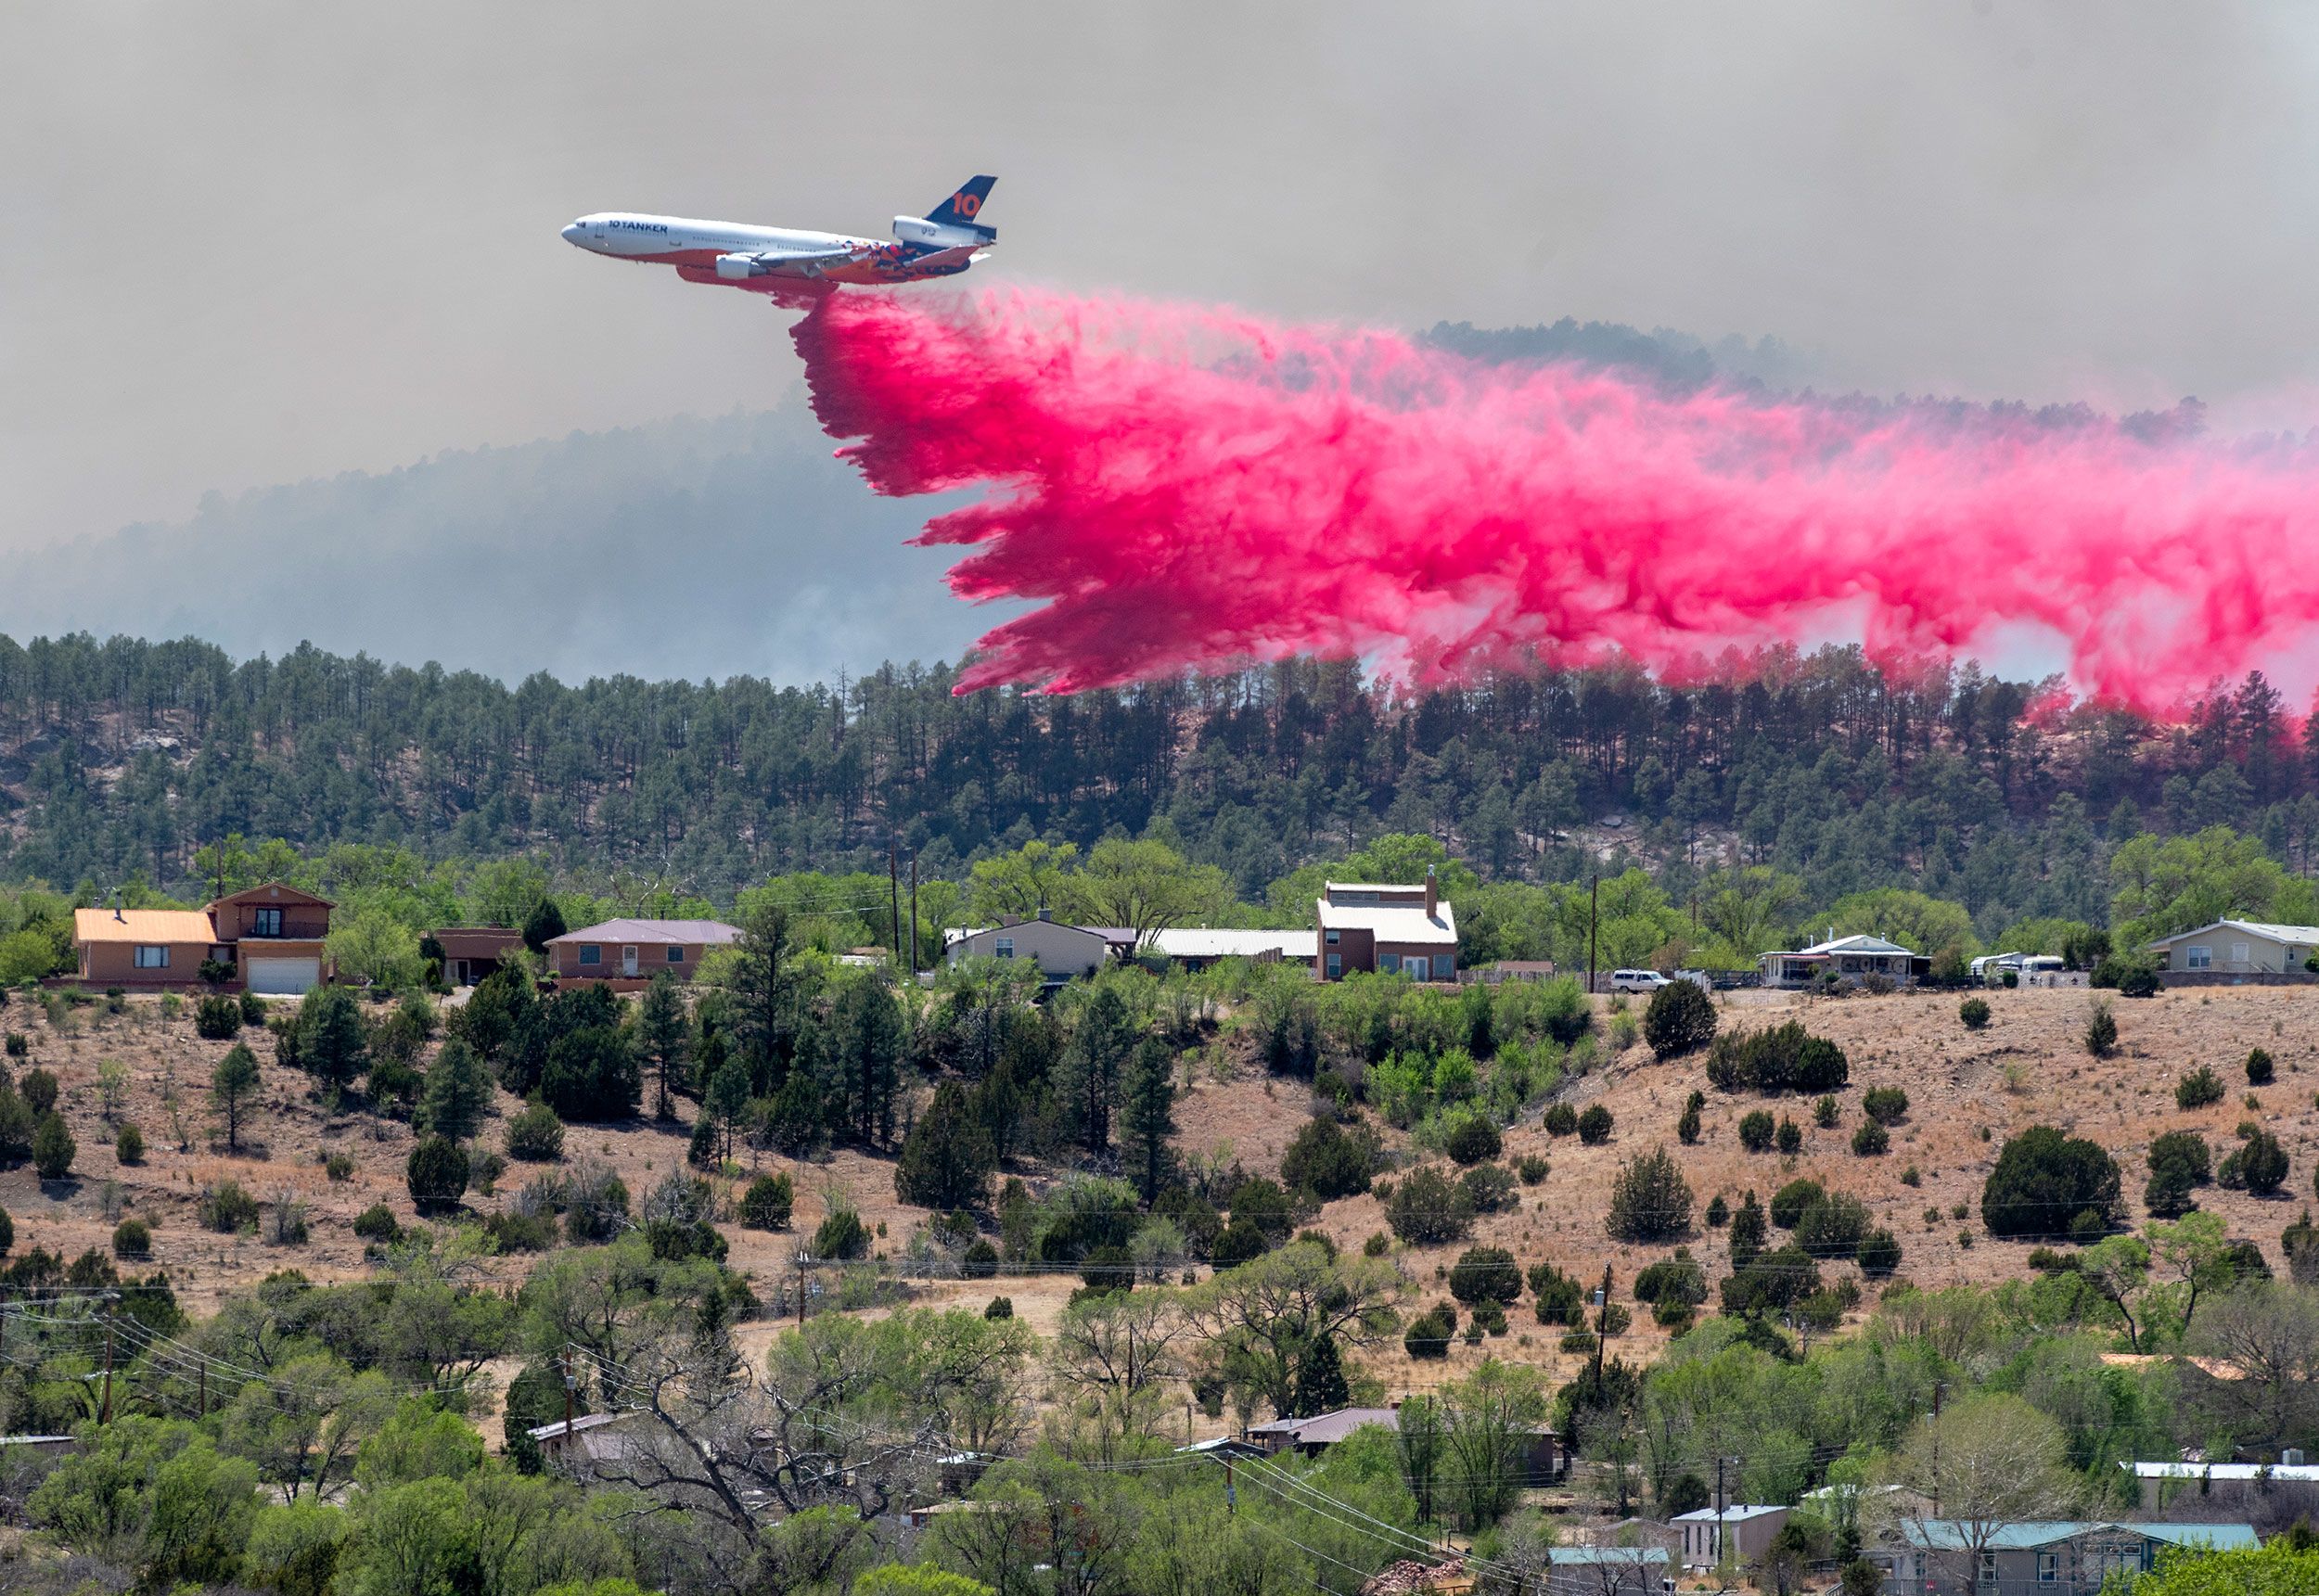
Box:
[796,1248,811,1325]
[1587,873,1600,995]
[1224,1455,1236,1515]
[562,1347,576,1447]
[1930,1381,1946,1517]
[908,849,920,974]
[98,1296,115,1425]
[198,1363,207,1419]
[1591,1266,1614,1385]
[1715,1454,1729,1574]
[888,834,903,965]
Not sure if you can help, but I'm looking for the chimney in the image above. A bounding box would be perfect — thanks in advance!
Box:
[1424,866,1438,919]
[1035,908,1052,923]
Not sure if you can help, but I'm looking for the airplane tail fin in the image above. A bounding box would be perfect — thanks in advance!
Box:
[926,175,997,239]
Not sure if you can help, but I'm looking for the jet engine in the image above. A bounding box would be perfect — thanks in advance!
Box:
[714,253,766,280]
[891,216,986,249]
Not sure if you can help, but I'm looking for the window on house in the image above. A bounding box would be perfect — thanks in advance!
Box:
[1325,929,1339,945]
[1326,953,1341,977]
[1378,953,1400,975]
[579,946,600,966]
[2231,941,2250,964]
[134,945,169,969]
[1978,1551,1998,1585]
[252,907,283,937]
[2037,1552,2059,1584]
[1433,954,1454,980]
[2185,946,2212,969]
[666,945,684,963]
[994,938,1014,960]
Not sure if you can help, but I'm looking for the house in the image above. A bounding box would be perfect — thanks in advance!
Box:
[1244,1406,1560,1480]
[1870,1520,2258,1596]
[2144,920,2319,977]
[943,913,1114,984]
[429,926,526,988]
[1315,872,1457,982]
[72,907,224,990]
[73,881,335,994]
[1757,934,1923,990]
[1145,927,1318,971]
[2124,1459,2319,1520]
[1672,1504,1789,1570]
[527,1411,638,1473]
[547,918,739,984]
[1543,1546,1672,1596]
[210,883,335,994]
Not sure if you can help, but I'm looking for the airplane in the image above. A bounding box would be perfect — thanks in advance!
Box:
[559,176,996,302]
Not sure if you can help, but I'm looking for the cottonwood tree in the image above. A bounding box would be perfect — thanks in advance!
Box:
[1873,1394,2079,1590]
[1065,836,1233,943]
[1183,1241,1399,1422]
[2189,1282,2319,1450]
[1046,1290,1189,1459]
[1441,1360,1552,1528]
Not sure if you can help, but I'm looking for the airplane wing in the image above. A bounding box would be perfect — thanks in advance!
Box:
[905,245,981,271]
[745,247,862,269]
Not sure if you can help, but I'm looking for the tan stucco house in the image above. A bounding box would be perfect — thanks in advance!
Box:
[944,913,1113,984]
[2144,919,2319,976]
[547,919,738,984]
[73,881,334,994]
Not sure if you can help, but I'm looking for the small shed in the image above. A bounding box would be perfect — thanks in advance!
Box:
[430,926,526,987]
[1672,1504,1789,1569]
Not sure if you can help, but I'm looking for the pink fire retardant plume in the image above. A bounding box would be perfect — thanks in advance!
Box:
[791,287,2319,709]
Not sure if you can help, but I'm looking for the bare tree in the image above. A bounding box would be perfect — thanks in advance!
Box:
[2190,1281,2319,1450]
[1046,1290,1190,1460]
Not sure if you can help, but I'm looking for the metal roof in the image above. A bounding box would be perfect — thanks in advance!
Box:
[2125,1461,2319,1482]
[1673,1505,1788,1524]
[1548,1548,1669,1565]
[1790,934,1914,956]
[1315,900,1458,944]
[1150,927,1318,959]
[74,908,217,944]
[550,919,740,946]
[1246,1407,1402,1444]
[1897,1521,2259,1551]
[2143,919,2319,947]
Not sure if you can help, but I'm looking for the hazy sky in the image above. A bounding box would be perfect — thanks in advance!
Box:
[9,3,2319,557]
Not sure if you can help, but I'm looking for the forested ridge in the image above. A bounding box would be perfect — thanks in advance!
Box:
[4,631,2318,935]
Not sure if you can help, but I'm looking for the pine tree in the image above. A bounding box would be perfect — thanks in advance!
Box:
[703,1056,752,1167]
[1057,985,1134,1156]
[893,1082,997,1211]
[729,902,799,1091]
[297,985,369,1101]
[834,977,903,1146]
[1729,1189,1768,1270]
[417,1037,493,1142]
[1119,1038,1176,1202]
[1291,1333,1351,1419]
[211,1042,261,1155]
[638,972,691,1119]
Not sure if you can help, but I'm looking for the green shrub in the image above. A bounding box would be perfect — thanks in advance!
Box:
[1577,1104,1613,1144]
[739,1173,796,1230]
[1282,1115,1377,1198]
[2085,1001,2119,1059]
[1442,1115,1503,1167]
[1460,1162,1518,1214]
[2177,1067,2225,1109]
[1403,1304,1456,1360]
[1959,998,1991,1030]
[2220,1131,2290,1195]
[323,1152,355,1182]
[194,995,241,1041]
[1855,1228,1903,1277]
[1447,1245,1523,1305]
[1632,1248,1708,1307]
[1528,1261,1584,1323]
[814,1205,869,1260]
[1863,1087,1910,1125]
[1677,1091,1702,1144]
[1793,1192,1870,1258]
[1738,1109,1774,1152]
[1516,1154,1550,1185]
[1852,1121,1890,1156]
[1544,1103,1577,1137]
[505,1103,566,1161]
[19,1069,57,1117]
[238,990,267,1025]
[1770,1178,1826,1229]
[1704,1194,1730,1227]
[199,1180,261,1232]
[1775,1117,1802,1155]
[2146,1131,2211,1218]
[110,1218,150,1259]
[1814,1095,1839,1129]
[2247,1049,2276,1087]
[352,1204,401,1244]
[113,1123,144,1165]
[1363,1231,1390,1257]
[1606,1145,1692,1244]
[1,1035,21,1059]
[404,1137,470,1213]
[1982,1126,2122,1241]
[1705,1021,1850,1094]
[31,1114,72,1180]
[1643,979,1717,1059]
[1385,1165,1475,1245]
[984,1296,1013,1320]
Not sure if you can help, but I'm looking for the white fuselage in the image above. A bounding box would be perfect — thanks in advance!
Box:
[560,213,878,262]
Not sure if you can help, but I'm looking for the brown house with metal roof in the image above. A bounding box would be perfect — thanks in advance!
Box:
[547,919,739,985]
[72,881,334,994]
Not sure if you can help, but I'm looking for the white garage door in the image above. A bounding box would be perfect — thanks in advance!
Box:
[244,957,322,995]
